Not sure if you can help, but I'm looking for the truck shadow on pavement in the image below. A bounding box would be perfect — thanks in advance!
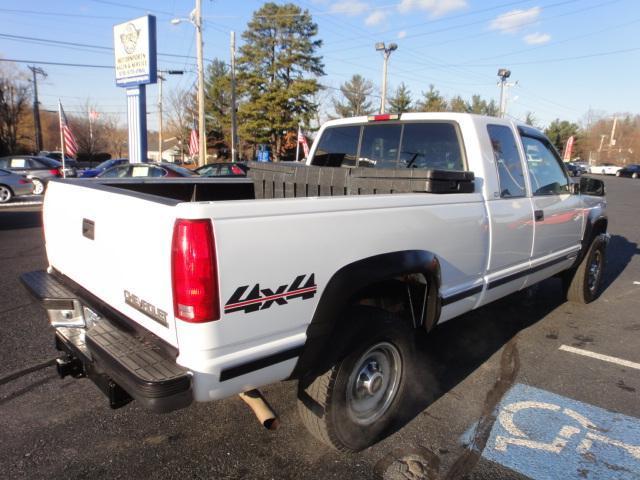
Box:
[381,233,637,477]
[0,210,43,231]
[601,234,639,291]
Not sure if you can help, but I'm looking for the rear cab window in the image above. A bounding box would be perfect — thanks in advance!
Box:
[311,121,466,172]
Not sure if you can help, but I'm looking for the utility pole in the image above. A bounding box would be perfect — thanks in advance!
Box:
[375,42,398,114]
[230,31,238,162]
[195,0,206,166]
[156,70,183,162]
[609,116,618,147]
[28,66,47,153]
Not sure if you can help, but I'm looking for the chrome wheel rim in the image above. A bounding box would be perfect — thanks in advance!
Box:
[588,250,603,294]
[0,186,10,203]
[346,342,401,426]
[32,179,44,195]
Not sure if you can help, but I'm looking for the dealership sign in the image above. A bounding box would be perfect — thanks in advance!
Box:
[113,15,157,87]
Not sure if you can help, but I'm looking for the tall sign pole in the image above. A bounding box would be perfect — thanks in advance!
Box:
[113,15,157,163]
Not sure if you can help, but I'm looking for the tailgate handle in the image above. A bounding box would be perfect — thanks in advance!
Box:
[82,219,95,240]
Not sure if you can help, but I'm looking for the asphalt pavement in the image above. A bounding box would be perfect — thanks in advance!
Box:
[0,177,638,480]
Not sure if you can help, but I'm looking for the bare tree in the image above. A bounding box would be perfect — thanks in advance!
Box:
[166,87,196,157]
[0,68,31,155]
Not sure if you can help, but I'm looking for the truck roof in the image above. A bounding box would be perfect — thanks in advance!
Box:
[321,112,534,133]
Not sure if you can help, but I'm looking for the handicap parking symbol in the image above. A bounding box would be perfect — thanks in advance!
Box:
[477,384,640,479]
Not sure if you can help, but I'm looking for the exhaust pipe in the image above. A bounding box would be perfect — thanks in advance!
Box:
[238,389,280,430]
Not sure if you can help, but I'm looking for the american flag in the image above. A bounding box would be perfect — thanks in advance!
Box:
[189,125,199,157]
[297,126,309,158]
[58,100,78,158]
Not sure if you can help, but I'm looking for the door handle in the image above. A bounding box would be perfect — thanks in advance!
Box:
[534,210,544,222]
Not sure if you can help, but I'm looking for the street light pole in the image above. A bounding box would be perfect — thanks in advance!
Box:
[497,68,510,118]
[375,42,398,114]
[195,0,206,166]
[28,66,46,152]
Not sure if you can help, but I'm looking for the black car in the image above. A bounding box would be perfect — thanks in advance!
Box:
[565,163,582,177]
[616,164,640,179]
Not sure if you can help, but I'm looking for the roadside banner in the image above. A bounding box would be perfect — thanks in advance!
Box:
[563,136,574,162]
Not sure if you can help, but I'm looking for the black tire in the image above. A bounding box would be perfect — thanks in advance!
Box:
[564,235,607,303]
[0,184,13,203]
[297,307,432,452]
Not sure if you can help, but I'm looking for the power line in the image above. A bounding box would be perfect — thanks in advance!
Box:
[0,33,204,63]
[463,46,640,66]
[0,58,112,69]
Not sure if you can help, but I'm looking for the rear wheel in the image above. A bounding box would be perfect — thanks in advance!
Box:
[633,172,639,179]
[0,185,13,203]
[616,171,621,177]
[564,235,607,304]
[31,178,44,195]
[297,307,433,452]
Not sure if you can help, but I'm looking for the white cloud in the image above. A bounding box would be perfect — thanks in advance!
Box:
[397,30,407,39]
[365,11,386,26]
[329,0,368,16]
[489,7,541,34]
[524,32,551,45]
[398,0,467,17]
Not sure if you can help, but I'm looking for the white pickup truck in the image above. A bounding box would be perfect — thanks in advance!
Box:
[22,113,609,452]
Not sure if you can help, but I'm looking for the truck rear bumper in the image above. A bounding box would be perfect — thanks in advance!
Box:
[20,270,193,413]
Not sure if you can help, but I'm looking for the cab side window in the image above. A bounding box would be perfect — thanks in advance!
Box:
[521,136,570,195]
[487,125,526,198]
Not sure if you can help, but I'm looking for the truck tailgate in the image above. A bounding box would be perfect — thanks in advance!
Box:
[43,181,179,346]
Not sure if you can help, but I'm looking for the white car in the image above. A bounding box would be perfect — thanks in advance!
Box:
[589,163,621,175]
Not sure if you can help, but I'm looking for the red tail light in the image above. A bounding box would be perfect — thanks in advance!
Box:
[18,178,32,184]
[367,113,400,122]
[171,219,219,323]
[49,169,61,176]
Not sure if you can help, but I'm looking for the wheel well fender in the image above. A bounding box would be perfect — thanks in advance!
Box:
[290,250,441,379]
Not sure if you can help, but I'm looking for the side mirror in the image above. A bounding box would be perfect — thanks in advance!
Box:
[579,177,605,196]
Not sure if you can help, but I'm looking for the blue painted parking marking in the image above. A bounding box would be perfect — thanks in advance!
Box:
[475,383,640,479]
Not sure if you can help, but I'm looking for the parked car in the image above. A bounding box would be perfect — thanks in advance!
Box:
[0,168,33,203]
[38,151,79,176]
[0,155,68,194]
[194,162,248,177]
[96,162,198,178]
[616,164,640,179]
[22,113,609,453]
[80,159,129,178]
[572,161,589,174]
[589,163,621,175]
[565,163,582,177]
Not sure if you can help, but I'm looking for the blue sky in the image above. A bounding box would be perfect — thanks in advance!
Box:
[1,0,638,130]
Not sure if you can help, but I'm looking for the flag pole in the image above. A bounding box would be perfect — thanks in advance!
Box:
[295,125,301,163]
[58,99,66,179]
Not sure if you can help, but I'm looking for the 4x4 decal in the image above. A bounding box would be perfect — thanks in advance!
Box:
[224,274,317,314]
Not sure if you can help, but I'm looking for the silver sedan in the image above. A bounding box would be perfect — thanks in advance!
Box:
[0,168,34,203]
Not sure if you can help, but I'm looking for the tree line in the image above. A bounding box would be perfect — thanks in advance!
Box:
[2,1,638,165]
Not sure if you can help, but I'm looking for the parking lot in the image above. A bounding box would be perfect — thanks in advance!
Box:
[1,176,638,480]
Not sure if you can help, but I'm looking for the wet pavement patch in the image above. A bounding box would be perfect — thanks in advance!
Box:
[466,383,640,479]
